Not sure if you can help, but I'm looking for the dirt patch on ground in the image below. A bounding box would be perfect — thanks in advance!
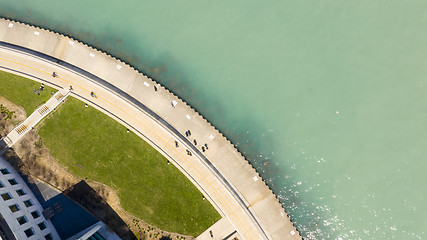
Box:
[1,100,194,240]
[0,96,26,138]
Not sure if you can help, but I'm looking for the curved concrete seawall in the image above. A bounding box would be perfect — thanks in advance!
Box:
[0,18,302,240]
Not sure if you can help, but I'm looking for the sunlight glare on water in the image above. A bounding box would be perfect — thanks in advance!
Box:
[1,1,426,239]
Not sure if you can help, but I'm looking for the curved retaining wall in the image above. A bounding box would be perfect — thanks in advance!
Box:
[0,18,302,240]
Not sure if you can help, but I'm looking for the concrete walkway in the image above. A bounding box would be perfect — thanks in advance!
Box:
[0,18,301,240]
[0,89,69,154]
[197,217,239,240]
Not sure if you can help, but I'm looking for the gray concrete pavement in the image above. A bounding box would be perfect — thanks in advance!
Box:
[197,217,240,240]
[0,88,69,154]
[0,18,301,240]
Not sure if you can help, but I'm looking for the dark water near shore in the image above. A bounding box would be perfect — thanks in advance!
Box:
[1,1,427,239]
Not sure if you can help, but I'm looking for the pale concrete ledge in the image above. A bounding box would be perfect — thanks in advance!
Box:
[0,18,302,240]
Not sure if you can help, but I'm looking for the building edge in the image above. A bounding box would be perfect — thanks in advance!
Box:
[0,16,303,239]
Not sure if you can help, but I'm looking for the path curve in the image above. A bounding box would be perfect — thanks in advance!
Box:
[0,18,301,240]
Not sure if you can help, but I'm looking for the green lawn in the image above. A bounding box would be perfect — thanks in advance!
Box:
[0,70,56,116]
[38,97,220,235]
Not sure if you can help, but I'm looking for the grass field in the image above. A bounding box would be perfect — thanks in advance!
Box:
[0,70,56,116]
[38,97,221,236]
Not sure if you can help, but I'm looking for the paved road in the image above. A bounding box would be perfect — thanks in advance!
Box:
[0,18,301,240]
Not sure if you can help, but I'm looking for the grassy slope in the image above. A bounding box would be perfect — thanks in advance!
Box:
[0,71,55,116]
[38,97,220,235]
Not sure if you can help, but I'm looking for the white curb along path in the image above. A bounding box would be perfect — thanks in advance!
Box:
[1,88,69,150]
[0,18,301,240]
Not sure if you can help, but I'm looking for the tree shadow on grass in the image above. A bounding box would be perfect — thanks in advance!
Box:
[159,236,172,240]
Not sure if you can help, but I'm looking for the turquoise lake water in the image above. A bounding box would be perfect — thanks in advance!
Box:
[1,1,426,239]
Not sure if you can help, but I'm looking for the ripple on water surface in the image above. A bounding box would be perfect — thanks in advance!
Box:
[1,1,426,239]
